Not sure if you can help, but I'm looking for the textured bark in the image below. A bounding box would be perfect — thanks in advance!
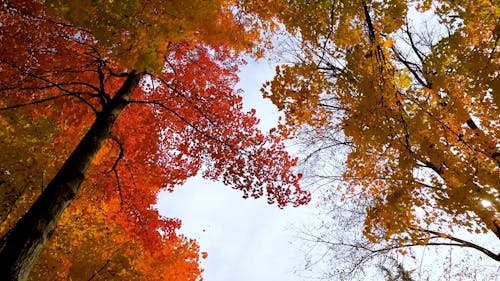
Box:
[0,72,143,281]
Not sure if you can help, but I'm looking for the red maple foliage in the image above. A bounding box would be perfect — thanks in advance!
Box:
[0,1,310,279]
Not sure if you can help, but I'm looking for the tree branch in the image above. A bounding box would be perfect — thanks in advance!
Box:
[0,94,71,111]
[128,99,235,151]
[96,61,110,107]
[392,47,431,88]
[411,227,500,262]
[86,246,123,281]
[156,77,220,129]
[107,134,125,205]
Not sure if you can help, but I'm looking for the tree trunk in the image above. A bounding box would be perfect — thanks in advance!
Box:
[0,72,143,281]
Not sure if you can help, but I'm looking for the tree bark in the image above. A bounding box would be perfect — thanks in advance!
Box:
[0,72,143,281]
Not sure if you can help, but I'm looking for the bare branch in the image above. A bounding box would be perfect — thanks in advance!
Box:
[403,24,426,64]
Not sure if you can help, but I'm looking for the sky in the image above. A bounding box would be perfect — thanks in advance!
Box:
[156,59,318,281]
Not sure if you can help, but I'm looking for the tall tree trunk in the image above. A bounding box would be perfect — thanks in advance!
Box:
[0,72,143,281]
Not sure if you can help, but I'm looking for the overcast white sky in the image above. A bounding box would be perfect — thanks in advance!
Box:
[157,59,318,281]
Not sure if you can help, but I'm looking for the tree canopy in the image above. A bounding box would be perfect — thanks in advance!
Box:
[263,0,499,273]
[0,0,309,279]
[1,0,498,279]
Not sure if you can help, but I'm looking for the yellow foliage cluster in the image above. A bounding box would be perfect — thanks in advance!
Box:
[265,0,499,246]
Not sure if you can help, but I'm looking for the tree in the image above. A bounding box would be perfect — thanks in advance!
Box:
[0,104,203,280]
[262,0,499,274]
[0,1,310,280]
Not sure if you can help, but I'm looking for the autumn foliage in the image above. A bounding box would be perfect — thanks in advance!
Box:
[264,0,499,261]
[0,0,309,280]
[2,0,497,278]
